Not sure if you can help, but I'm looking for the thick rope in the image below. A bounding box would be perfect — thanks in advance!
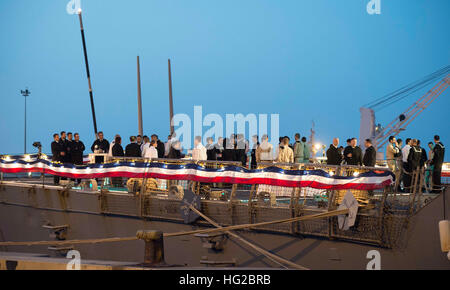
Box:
[185,202,309,270]
[164,208,350,237]
[0,236,138,247]
[0,208,350,247]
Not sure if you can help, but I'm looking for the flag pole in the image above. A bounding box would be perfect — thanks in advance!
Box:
[137,56,144,136]
[77,9,98,137]
[168,59,174,135]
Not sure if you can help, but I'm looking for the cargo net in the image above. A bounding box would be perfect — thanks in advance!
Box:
[133,160,418,247]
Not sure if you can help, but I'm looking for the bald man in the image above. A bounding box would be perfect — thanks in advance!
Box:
[326,138,342,165]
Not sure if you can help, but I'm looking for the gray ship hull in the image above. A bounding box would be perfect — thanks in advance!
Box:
[0,181,449,270]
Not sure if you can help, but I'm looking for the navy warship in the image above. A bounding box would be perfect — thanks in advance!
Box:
[0,9,449,271]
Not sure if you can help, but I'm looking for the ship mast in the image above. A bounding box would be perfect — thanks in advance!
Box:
[137,56,144,136]
[168,59,174,135]
[77,9,98,137]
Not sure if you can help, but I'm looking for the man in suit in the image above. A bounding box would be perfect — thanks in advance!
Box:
[70,133,85,184]
[151,134,165,158]
[51,133,63,185]
[91,131,110,153]
[326,138,342,165]
[125,136,142,157]
[363,139,376,167]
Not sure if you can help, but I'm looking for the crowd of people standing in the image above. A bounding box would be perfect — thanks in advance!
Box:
[50,130,445,192]
[385,135,445,192]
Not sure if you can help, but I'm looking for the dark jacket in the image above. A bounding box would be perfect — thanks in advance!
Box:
[156,140,165,158]
[70,141,85,165]
[326,144,342,165]
[65,140,73,163]
[222,138,236,161]
[431,142,445,166]
[344,146,363,166]
[59,138,69,162]
[408,146,424,170]
[206,144,217,160]
[420,147,428,165]
[51,141,64,162]
[235,139,247,166]
[363,146,376,167]
[125,143,141,157]
[168,147,184,159]
[343,146,353,164]
[250,143,260,169]
[91,139,110,153]
[112,143,124,157]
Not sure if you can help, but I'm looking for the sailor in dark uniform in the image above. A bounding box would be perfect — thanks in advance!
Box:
[326,138,342,165]
[66,132,74,164]
[112,136,124,157]
[70,133,85,184]
[343,139,353,164]
[236,134,247,166]
[250,135,260,169]
[111,136,124,187]
[417,140,428,166]
[125,136,141,157]
[70,133,85,164]
[345,138,363,166]
[206,137,217,161]
[51,133,63,185]
[90,131,110,153]
[407,139,425,172]
[58,131,69,180]
[214,137,224,161]
[59,131,69,163]
[363,139,376,167]
[222,138,236,161]
[430,135,445,192]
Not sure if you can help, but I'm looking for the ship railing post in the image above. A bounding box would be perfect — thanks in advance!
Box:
[136,230,165,266]
[378,184,389,247]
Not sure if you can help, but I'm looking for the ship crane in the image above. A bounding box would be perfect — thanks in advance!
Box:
[359,65,450,153]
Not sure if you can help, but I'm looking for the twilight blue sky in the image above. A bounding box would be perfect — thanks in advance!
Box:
[0,0,449,157]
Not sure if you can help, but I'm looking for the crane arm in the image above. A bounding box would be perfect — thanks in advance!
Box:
[374,74,449,149]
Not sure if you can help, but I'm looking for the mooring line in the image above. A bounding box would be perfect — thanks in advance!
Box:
[0,208,351,247]
[185,203,309,270]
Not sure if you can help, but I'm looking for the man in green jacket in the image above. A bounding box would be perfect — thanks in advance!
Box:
[302,137,310,163]
[293,133,304,163]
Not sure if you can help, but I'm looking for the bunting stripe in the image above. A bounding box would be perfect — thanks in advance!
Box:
[0,157,394,190]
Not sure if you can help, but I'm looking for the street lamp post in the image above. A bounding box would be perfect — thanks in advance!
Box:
[20,88,31,154]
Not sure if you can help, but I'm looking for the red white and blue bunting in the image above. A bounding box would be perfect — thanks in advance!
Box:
[0,157,394,190]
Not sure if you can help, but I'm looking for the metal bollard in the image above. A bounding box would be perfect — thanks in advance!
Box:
[136,230,165,266]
